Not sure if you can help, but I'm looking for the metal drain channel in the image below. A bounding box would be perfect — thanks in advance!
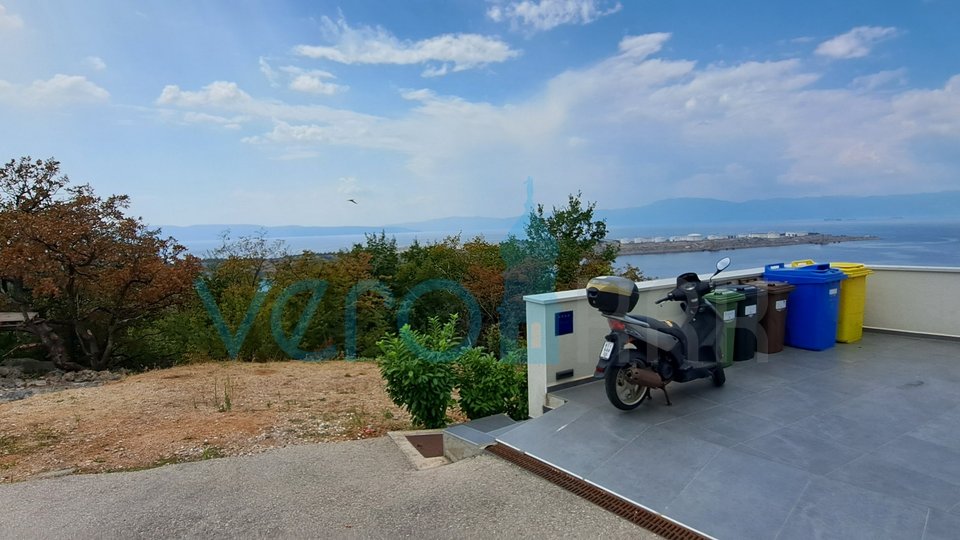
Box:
[486,444,710,540]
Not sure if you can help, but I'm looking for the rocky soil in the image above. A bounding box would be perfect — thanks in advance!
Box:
[0,360,427,483]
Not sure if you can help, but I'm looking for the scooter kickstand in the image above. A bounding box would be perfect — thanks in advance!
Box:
[661,386,672,406]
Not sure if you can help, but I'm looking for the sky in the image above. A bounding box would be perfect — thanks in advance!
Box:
[0,0,958,228]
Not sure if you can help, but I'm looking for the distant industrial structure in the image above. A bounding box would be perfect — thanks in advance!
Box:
[616,231,812,245]
[614,231,875,256]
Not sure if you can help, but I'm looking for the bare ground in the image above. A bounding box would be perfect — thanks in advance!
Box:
[0,360,458,483]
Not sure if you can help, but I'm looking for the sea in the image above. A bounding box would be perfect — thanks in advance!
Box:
[183,219,960,280]
[608,219,960,279]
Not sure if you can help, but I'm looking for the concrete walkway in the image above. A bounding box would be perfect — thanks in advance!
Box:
[0,437,656,539]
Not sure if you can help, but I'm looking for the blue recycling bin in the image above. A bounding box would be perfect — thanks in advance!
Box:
[763,263,847,351]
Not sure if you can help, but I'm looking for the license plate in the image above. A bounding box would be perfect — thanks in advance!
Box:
[600,341,615,360]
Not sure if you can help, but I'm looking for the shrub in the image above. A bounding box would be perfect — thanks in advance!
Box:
[456,348,528,421]
[376,316,459,429]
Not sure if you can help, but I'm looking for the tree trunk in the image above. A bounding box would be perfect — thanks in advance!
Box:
[20,320,84,371]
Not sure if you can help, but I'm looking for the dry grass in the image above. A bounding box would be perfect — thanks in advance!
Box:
[0,360,466,483]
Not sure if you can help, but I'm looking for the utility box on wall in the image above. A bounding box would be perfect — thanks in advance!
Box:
[555,311,573,336]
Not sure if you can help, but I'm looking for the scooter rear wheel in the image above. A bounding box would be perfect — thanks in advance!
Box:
[605,364,650,410]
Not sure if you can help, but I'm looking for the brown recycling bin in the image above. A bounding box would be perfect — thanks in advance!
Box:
[752,281,796,354]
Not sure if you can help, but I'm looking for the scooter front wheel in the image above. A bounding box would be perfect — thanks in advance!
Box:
[604,364,650,410]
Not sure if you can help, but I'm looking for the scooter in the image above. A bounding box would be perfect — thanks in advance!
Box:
[587,257,732,410]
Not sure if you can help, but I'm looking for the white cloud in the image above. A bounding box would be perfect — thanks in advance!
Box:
[815,26,898,59]
[259,58,347,94]
[400,88,436,101]
[293,16,519,76]
[83,56,107,71]
[851,68,908,91]
[157,81,385,144]
[157,33,960,217]
[182,111,247,130]
[488,0,622,32]
[289,74,345,95]
[0,74,109,106]
[0,4,23,31]
[259,57,280,86]
[336,176,368,197]
[280,66,346,95]
[618,33,671,59]
[157,81,253,108]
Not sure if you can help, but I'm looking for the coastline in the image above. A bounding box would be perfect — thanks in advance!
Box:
[615,233,877,256]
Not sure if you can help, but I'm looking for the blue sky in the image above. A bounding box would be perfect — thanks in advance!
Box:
[1,0,958,227]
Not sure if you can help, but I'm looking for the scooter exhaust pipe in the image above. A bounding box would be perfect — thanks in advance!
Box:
[627,366,665,388]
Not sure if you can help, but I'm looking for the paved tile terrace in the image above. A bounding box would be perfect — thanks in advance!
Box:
[496,332,960,540]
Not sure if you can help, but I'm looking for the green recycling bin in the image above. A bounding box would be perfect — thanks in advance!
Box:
[705,288,745,367]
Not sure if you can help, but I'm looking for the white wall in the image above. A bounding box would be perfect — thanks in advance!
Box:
[862,266,960,338]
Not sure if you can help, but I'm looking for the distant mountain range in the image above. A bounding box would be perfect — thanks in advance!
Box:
[158,224,416,241]
[595,191,960,227]
[160,191,960,242]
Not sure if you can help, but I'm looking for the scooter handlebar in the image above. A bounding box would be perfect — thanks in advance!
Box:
[656,282,713,305]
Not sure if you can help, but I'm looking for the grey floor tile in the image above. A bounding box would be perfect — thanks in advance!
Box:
[663,405,782,447]
[496,401,589,450]
[909,406,960,451]
[586,426,724,513]
[739,425,863,475]
[830,453,960,512]
[790,412,912,452]
[777,476,929,540]
[774,348,844,371]
[552,380,610,408]
[815,384,959,443]
[697,379,764,405]
[793,369,884,398]
[722,365,792,392]
[487,422,524,439]
[923,509,960,540]
[743,358,822,382]
[889,378,960,413]
[523,406,651,477]
[619,391,719,426]
[444,424,495,447]
[872,435,960,486]
[730,384,847,424]
[663,448,811,540]
[657,417,742,447]
[462,413,516,433]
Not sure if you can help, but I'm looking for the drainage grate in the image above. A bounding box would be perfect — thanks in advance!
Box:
[486,444,709,540]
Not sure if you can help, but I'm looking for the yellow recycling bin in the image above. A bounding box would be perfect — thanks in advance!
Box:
[830,262,873,343]
[789,260,873,343]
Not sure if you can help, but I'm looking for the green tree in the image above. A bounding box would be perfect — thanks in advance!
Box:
[351,230,399,285]
[532,192,617,290]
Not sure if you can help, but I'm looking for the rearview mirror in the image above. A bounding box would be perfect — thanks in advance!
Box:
[716,257,731,273]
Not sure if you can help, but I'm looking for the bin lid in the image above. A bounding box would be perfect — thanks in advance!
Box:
[751,280,796,294]
[705,289,745,304]
[764,262,848,284]
[789,259,817,268]
[724,284,759,297]
[829,262,873,278]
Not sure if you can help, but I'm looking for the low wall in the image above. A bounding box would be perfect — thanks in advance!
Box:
[862,266,960,339]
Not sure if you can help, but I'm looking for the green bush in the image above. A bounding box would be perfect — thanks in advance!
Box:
[376,316,459,429]
[456,348,528,421]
